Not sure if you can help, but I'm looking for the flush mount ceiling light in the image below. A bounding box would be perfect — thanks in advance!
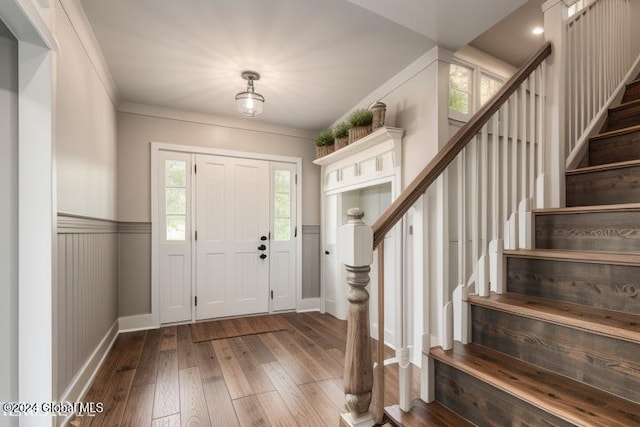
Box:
[235,71,265,118]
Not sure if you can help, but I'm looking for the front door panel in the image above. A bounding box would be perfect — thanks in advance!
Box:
[195,154,270,319]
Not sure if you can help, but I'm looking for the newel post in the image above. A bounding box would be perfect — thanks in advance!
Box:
[339,208,375,427]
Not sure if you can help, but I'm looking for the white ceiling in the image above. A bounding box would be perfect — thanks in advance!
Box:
[79,0,530,131]
[470,0,546,67]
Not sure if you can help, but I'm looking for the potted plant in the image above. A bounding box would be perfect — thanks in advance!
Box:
[347,108,373,144]
[315,129,335,158]
[333,121,351,150]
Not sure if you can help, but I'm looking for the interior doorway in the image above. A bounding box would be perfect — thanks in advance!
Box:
[322,180,402,348]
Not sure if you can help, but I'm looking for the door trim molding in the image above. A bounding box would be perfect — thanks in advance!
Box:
[150,141,303,327]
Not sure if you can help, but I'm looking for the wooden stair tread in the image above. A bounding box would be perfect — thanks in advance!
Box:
[626,79,640,89]
[566,158,640,174]
[468,292,640,344]
[590,123,640,141]
[609,97,640,113]
[504,248,640,265]
[430,343,640,427]
[385,399,474,427]
[534,202,640,215]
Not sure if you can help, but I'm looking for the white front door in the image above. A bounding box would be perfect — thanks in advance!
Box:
[269,162,297,312]
[195,154,270,319]
[158,151,193,324]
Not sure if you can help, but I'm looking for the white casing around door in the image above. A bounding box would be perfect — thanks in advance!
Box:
[195,154,270,319]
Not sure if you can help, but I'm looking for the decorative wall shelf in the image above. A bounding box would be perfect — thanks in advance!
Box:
[313,126,404,193]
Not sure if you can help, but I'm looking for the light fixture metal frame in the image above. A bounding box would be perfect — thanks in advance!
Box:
[235,70,265,117]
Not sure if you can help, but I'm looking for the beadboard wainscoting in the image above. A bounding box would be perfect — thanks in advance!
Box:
[55,214,119,404]
[118,222,152,320]
[302,225,321,301]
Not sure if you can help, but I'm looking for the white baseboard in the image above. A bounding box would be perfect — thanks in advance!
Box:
[57,320,119,426]
[296,307,320,313]
[118,313,156,332]
[296,297,320,312]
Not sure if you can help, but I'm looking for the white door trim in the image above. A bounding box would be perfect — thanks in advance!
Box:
[0,1,57,423]
[151,141,303,327]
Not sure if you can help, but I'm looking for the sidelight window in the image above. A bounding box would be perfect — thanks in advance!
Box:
[165,160,187,241]
[273,170,292,241]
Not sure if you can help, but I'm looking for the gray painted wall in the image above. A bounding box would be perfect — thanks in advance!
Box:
[0,18,18,427]
[52,1,120,399]
[55,4,118,220]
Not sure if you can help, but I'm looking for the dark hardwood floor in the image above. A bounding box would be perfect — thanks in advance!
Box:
[70,312,415,426]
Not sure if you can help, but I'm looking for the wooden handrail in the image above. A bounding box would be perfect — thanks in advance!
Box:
[371,41,552,248]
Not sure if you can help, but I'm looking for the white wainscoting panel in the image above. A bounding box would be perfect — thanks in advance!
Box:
[302,225,321,304]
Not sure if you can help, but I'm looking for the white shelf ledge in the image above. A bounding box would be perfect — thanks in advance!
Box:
[313,127,404,166]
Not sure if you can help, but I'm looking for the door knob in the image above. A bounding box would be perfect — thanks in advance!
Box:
[325,250,330,255]
[257,244,267,251]
[260,253,267,259]
[260,236,267,241]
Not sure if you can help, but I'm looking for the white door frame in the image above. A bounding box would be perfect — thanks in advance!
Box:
[0,0,58,423]
[151,141,303,326]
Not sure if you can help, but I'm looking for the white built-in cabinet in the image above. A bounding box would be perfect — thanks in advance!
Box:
[314,127,404,348]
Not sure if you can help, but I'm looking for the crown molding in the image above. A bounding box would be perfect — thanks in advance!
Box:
[118,102,317,141]
[58,0,119,105]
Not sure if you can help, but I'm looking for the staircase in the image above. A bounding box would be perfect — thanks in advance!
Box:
[385,78,640,425]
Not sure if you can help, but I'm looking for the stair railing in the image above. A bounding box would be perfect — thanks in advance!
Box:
[565,0,632,161]
[338,41,552,426]
[543,0,634,194]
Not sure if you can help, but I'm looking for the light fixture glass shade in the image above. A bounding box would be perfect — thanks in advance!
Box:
[235,91,265,117]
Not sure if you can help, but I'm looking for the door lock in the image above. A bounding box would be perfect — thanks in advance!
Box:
[258,237,268,259]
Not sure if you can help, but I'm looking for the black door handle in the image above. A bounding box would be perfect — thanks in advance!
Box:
[325,250,330,255]
[260,236,267,241]
[258,244,267,251]
[260,253,267,259]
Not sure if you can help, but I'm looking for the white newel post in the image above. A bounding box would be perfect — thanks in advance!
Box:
[543,0,570,208]
[339,208,375,427]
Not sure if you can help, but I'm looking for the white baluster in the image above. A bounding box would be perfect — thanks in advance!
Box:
[489,239,505,294]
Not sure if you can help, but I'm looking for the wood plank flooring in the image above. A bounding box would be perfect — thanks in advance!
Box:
[70,312,414,426]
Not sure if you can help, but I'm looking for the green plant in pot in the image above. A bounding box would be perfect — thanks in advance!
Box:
[315,129,335,158]
[347,108,373,144]
[333,121,351,150]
